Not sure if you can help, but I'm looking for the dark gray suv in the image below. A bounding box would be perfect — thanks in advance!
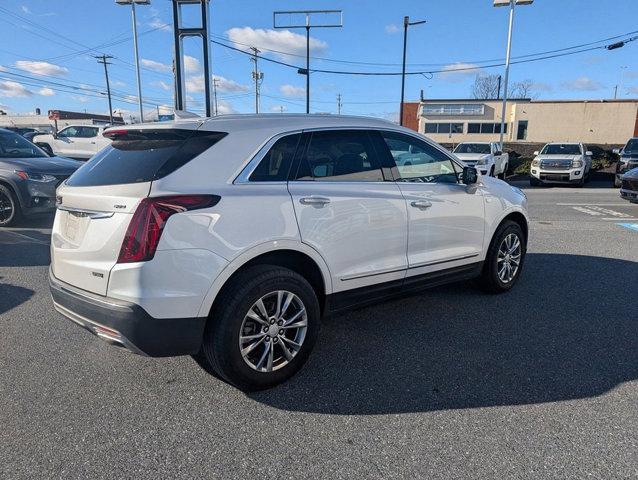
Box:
[0,128,81,226]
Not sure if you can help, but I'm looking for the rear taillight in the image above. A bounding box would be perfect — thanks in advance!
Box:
[117,195,220,263]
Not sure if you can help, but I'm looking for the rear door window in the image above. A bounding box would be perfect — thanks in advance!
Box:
[294,130,384,182]
[66,129,227,187]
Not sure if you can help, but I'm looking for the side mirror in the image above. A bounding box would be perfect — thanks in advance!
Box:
[533,150,539,156]
[585,151,593,156]
[462,166,479,185]
[612,148,621,155]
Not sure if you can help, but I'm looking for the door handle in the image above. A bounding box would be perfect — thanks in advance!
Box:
[410,200,432,209]
[300,196,331,206]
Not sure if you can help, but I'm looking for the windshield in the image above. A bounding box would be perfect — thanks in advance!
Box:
[624,139,638,154]
[541,144,581,155]
[0,130,48,158]
[453,143,491,154]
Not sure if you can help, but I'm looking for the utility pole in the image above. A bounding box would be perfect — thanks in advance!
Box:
[250,47,263,114]
[399,16,426,126]
[280,106,284,113]
[212,77,219,115]
[496,75,502,99]
[95,54,114,124]
[336,93,342,114]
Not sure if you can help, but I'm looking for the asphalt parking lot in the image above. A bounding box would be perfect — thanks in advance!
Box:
[1,180,637,479]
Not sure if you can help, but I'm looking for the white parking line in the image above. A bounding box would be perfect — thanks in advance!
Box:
[603,218,638,221]
[557,203,629,206]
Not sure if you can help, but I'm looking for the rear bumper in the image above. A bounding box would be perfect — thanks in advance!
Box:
[49,268,206,357]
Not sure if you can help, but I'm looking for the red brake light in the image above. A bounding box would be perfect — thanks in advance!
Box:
[103,129,129,138]
[117,195,220,263]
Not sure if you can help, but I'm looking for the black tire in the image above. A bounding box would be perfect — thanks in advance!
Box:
[574,175,585,188]
[489,166,495,177]
[197,265,321,391]
[477,220,526,294]
[0,184,21,227]
[497,164,508,180]
[614,175,622,188]
[529,177,541,186]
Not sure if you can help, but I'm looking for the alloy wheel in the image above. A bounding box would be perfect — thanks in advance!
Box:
[497,233,522,283]
[239,290,308,373]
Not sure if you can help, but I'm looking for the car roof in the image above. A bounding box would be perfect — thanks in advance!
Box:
[106,114,399,136]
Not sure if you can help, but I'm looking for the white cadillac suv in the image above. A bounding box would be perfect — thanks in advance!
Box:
[49,115,529,390]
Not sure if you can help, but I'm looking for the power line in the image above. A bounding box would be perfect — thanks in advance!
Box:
[211,33,638,76]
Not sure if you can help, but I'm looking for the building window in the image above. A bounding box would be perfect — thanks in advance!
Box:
[423,123,465,134]
[468,123,507,134]
[422,104,485,116]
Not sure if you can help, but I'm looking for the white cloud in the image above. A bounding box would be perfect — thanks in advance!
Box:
[627,86,638,95]
[226,27,327,59]
[37,87,55,96]
[152,80,172,91]
[0,65,6,72]
[188,75,249,93]
[385,24,399,34]
[184,55,201,74]
[562,76,603,91]
[531,82,553,92]
[21,5,31,14]
[217,99,235,115]
[111,80,127,88]
[0,80,32,98]
[71,95,89,103]
[15,60,68,77]
[141,58,172,73]
[214,75,249,93]
[149,17,171,32]
[280,84,305,97]
[270,105,287,113]
[438,63,481,80]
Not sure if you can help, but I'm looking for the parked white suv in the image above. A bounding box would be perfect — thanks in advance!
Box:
[530,142,592,187]
[49,115,529,390]
[452,142,509,178]
[33,125,111,160]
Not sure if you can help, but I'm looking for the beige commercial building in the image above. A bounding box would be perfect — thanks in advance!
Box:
[409,99,638,145]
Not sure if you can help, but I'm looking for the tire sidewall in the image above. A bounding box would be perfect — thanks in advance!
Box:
[208,267,321,390]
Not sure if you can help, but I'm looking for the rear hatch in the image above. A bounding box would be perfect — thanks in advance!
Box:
[51,127,226,295]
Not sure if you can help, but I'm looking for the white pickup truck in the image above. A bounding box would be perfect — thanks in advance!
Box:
[452,142,509,178]
[33,125,111,160]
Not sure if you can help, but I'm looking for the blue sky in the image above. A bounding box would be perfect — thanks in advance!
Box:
[0,0,636,121]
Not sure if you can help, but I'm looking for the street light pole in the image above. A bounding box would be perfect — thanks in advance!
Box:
[399,16,426,126]
[498,1,514,150]
[131,1,144,122]
[495,0,533,150]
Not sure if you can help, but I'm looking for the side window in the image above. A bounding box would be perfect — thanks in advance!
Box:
[79,127,99,138]
[249,133,300,182]
[58,127,79,138]
[296,130,383,182]
[381,131,458,184]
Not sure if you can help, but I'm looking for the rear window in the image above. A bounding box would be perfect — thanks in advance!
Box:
[66,129,227,187]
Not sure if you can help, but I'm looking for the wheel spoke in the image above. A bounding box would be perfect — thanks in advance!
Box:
[279,341,294,361]
[255,341,271,370]
[241,336,266,356]
[280,336,302,351]
[274,291,284,318]
[246,309,268,326]
[509,237,520,254]
[255,298,269,320]
[283,308,305,326]
[280,292,294,318]
[240,333,265,343]
[281,319,308,330]
[266,342,274,372]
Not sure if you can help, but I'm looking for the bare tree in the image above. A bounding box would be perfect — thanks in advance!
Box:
[510,79,536,99]
[471,74,501,99]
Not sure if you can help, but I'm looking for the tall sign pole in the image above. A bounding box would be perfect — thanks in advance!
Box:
[274,10,342,114]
